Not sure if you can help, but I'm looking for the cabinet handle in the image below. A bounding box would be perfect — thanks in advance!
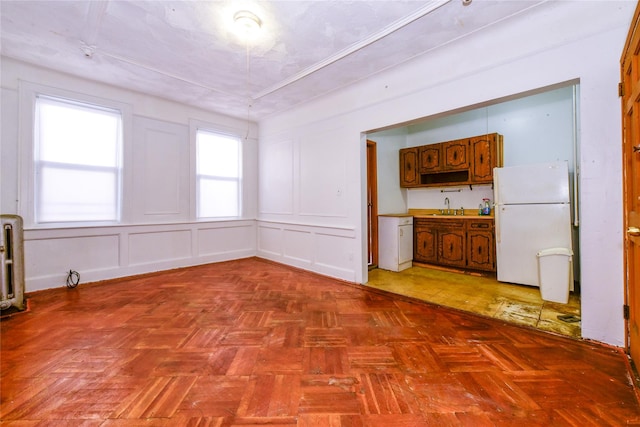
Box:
[633,145,640,153]
[479,154,484,164]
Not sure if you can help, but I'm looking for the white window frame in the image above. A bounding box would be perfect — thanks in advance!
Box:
[190,120,243,220]
[18,82,132,228]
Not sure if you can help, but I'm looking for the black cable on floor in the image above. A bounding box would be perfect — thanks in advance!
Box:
[66,270,80,288]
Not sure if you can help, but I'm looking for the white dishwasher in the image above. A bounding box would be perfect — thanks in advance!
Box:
[378,215,413,272]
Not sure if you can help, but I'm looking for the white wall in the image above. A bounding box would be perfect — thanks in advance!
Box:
[258,2,633,346]
[1,57,259,291]
[256,117,361,281]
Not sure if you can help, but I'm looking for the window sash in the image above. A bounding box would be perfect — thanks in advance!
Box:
[34,95,122,224]
[196,130,241,219]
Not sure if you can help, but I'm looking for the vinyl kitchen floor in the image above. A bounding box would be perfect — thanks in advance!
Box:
[366,266,581,338]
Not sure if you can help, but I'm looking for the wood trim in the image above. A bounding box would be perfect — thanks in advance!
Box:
[367,140,379,267]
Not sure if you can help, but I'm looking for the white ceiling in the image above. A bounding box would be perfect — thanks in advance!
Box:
[0,0,623,121]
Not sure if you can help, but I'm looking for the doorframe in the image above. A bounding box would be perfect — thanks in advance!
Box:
[620,1,640,361]
[367,140,379,268]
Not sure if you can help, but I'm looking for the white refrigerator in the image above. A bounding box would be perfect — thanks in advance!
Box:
[493,161,573,287]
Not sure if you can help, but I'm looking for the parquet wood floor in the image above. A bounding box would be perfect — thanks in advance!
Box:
[1,257,639,426]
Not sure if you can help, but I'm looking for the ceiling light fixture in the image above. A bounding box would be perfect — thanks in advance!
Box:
[234,10,262,35]
[232,10,262,140]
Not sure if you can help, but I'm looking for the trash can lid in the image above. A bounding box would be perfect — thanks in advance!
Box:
[536,247,573,257]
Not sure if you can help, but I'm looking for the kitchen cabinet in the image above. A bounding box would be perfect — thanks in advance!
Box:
[443,139,469,170]
[379,215,413,272]
[413,217,495,272]
[419,145,441,172]
[466,219,495,271]
[438,222,466,268]
[399,147,419,187]
[414,220,437,264]
[399,133,503,188]
[470,134,502,184]
[413,218,465,269]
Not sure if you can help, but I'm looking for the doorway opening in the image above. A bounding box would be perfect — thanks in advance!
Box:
[365,83,581,337]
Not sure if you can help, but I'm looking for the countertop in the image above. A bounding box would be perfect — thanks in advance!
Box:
[408,209,494,219]
[379,210,494,219]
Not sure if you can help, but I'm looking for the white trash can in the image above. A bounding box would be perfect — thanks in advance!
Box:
[536,247,573,304]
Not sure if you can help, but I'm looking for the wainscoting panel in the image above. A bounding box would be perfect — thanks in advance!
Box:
[283,228,313,266]
[128,229,192,266]
[257,220,356,282]
[198,223,256,256]
[24,233,120,288]
[23,220,257,292]
[257,224,283,257]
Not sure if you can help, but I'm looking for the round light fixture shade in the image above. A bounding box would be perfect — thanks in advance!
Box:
[234,10,262,34]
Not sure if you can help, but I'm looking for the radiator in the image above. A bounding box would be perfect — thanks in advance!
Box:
[0,215,25,311]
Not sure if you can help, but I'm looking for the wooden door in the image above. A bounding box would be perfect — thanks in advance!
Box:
[419,145,441,172]
[438,221,466,268]
[414,220,437,264]
[621,2,640,366]
[443,139,469,171]
[399,147,419,187]
[367,140,379,267]
[467,220,495,272]
[469,134,495,183]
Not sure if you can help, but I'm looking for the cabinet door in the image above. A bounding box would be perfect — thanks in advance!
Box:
[419,145,441,172]
[438,226,465,268]
[399,147,419,187]
[466,220,495,272]
[414,224,437,264]
[443,139,469,170]
[469,134,497,183]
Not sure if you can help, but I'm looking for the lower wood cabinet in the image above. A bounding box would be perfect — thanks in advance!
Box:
[413,217,495,272]
[414,224,437,264]
[466,220,495,271]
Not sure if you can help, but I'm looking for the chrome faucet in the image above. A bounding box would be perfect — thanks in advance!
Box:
[444,197,450,214]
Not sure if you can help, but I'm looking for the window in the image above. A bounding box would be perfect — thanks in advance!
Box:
[34,95,122,223]
[196,130,242,218]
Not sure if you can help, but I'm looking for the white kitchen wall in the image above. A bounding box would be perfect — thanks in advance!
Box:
[1,57,259,291]
[372,85,576,214]
[258,2,633,347]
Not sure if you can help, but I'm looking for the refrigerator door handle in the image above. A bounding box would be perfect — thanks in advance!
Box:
[493,167,501,244]
[495,206,501,243]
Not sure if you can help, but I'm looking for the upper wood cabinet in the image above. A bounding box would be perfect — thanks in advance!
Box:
[399,147,419,187]
[443,139,469,171]
[419,145,441,173]
[470,134,502,184]
[399,133,503,188]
